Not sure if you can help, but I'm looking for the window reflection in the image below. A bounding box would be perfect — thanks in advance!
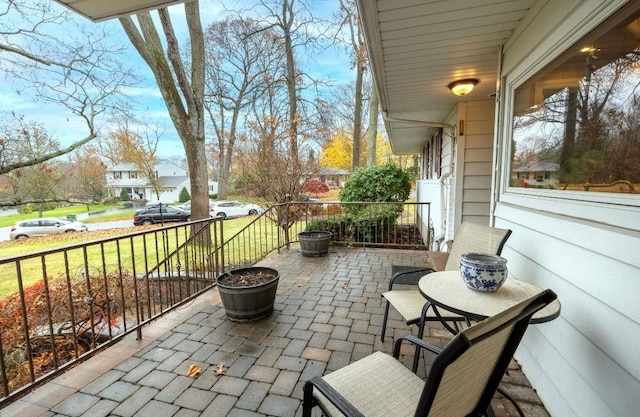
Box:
[511,7,640,194]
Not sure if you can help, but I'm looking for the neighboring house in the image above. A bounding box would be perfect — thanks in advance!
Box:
[513,162,560,188]
[106,159,218,204]
[358,1,640,416]
[305,167,350,188]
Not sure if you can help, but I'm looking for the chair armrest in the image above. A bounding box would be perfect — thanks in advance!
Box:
[392,334,442,360]
[389,267,435,289]
[304,376,366,417]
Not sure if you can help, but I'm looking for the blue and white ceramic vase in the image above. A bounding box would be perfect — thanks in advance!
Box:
[460,253,508,292]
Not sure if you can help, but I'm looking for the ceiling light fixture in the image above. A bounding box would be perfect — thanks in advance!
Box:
[448,79,479,96]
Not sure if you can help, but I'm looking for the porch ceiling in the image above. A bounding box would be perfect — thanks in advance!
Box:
[53,0,186,22]
[357,0,536,154]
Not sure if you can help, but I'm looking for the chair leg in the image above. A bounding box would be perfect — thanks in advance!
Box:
[302,381,314,417]
[412,301,432,373]
[381,299,390,342]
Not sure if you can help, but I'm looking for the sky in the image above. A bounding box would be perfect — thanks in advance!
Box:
[0,0,355,160]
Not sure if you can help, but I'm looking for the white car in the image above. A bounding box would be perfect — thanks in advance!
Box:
[10,217,88,240]
[209,201,263,219]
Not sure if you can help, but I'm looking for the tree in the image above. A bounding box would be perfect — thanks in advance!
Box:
[179,187,190,203]
[302,179,329,197]
[0,0,135,177]
[66,146,107,203]
[0,119,65,213]
[366,85,379,166]
[320,130,356,170]
[203,17,283,200]
[119,2,209,220]
[104,121,162,200]
[338,0,367,171]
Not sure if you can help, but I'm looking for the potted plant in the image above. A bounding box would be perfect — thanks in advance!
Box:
[298,230,332,257]
[216,267,279,322]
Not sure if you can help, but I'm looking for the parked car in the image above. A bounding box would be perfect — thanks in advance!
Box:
[209,201,263,219]
[9,217,88,240]
[133,206,191,226]
[178,200,191,211]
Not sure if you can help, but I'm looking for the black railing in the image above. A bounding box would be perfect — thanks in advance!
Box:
[0,201,430,405]
[215,201,431,270]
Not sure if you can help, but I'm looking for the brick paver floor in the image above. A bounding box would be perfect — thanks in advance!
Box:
[2,248,551,417]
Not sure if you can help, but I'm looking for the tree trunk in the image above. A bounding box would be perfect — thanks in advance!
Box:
[367,85,379,166]
[352,62,363,171]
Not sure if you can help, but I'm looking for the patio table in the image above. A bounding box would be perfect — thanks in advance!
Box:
[417,270,561,328]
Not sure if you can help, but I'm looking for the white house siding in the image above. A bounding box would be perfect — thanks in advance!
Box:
[454,101,495,228]
[494,1,640,416]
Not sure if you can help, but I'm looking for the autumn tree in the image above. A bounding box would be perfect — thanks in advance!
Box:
[119,2,209,220]
[302,179,329,197]
[0,0,135,177]
[203,17,283,200]
[0,118,65,213]
[66,146,107,203]
[104,121,163,200]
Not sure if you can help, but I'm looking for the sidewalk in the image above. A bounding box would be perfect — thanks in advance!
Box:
[1,248,551,417]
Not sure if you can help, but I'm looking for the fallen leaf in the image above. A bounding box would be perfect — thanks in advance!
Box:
[213,361,227,376]
[187,364,201,378]
[341,282,350,292]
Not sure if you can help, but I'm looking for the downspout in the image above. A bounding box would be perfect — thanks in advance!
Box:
[438,129,456,250]
[381,111,456,250]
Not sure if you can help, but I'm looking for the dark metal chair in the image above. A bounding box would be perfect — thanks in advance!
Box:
[303,289,557,417]
[381,221,512,341]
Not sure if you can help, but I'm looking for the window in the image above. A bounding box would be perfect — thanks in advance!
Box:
[510,5,640,195]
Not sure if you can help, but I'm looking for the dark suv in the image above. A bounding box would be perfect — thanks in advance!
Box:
[133,206,191,226]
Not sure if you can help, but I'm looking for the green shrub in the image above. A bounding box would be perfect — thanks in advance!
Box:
[19,204,33,214]
[119,189,130,201]
[339,162,411,204]
[179,187,190,203]
[306,205,399,244]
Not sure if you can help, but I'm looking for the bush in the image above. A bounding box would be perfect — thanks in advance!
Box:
[121,201,134,208]
[179,187,190,203]
[18,204,33,214]
[306,205,399,244]
[119,189,130,201]
[101,197,120,205]
[339,162,411,204]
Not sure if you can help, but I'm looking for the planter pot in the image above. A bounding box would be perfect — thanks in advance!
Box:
[298,231,332,257]
[216,267,279,322]
[460,253,508,292]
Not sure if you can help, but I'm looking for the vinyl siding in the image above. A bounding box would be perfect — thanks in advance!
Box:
[496,1,640,416]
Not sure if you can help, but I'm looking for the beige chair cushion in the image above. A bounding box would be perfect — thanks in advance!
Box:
[317,351,423,417]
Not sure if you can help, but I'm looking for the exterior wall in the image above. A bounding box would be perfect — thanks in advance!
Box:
[495,1,640,416]
[454,101,495,228]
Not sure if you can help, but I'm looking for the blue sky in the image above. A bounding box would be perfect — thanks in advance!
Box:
[0,0,354,159]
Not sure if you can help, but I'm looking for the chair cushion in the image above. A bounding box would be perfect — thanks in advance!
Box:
[383,290,465,322]
[317,351,423,417]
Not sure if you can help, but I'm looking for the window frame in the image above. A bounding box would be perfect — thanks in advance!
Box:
[497,1,640,228]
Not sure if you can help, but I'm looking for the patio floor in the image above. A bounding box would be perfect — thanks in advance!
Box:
[3,247,551,417]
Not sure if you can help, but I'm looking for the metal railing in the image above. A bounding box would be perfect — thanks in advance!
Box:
[215,201,431,269]
[0,201,430,405]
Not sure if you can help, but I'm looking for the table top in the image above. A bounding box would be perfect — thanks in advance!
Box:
[418,270,561,323]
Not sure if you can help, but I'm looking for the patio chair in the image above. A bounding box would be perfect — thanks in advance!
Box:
[381,222,512,341]
[303,289,557,417]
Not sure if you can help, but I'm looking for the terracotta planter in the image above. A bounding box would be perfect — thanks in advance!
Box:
[216,267,279,322]
[298,231,332,257]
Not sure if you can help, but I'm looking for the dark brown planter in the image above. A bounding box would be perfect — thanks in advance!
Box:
[298,231,332,257]
[216,267,279,322]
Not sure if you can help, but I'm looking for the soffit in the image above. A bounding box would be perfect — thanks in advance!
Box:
[357,0,536,154]
[53,0,186,22]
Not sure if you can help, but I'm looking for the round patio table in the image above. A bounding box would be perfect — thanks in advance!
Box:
[418,270,561,324]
